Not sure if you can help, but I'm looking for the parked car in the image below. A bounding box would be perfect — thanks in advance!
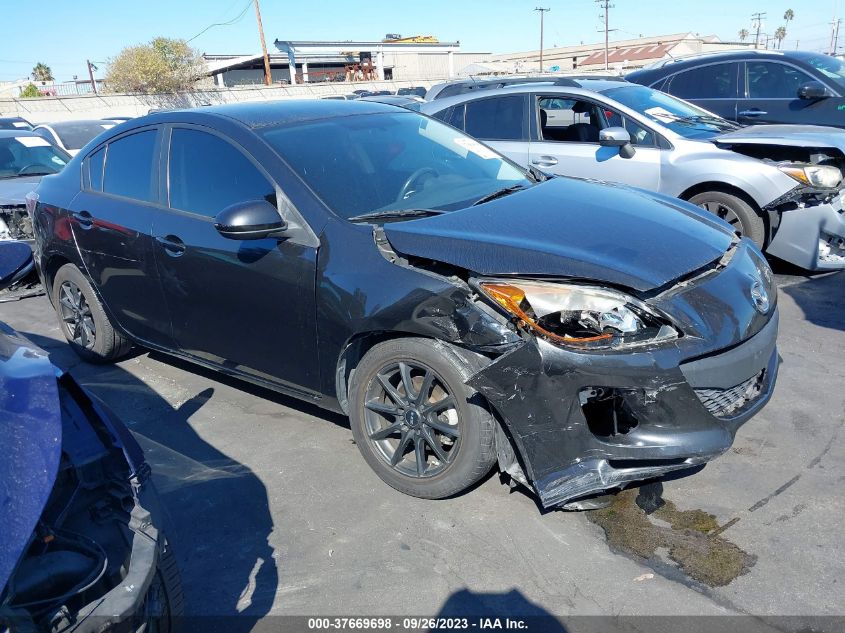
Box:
[321,94,358,100]
[627,50,845,128]
[0,241,182,631]
[0,130,71,243]
[0,117,34,131]
[31,100,779,510]
[425,75,620,101]
[422,79,845,270]
[356,94,425,110]
[396,86,427,97]
[32,120,116,156]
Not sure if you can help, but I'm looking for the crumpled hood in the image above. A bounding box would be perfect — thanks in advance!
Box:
[0,176,41,206]
[384,177,734,292]
[0,322,61,592]
[0,322,146,592]
[715,124,845,153]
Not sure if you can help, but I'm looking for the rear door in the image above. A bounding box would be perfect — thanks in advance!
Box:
[70,128,172,346]
[152,125,320,392]
[447,94,531,167]
[662,61,740,121]
[528,94,661,190]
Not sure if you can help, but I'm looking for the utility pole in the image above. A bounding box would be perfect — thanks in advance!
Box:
[596,0,615,71]
[751,12,766,49]
[86,60,98,94]
[254,0,272,86]
[831,18,842,55]
[535,7,550,73]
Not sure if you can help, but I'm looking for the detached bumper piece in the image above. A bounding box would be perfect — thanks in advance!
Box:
[767,194,845,270]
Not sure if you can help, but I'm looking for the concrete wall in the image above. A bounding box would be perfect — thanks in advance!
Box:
[0,79,439,123]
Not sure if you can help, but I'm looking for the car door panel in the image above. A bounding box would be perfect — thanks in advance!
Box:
[153,126,320,392]
[738,60,830,125]
[529,94,661,191]
[69,129,172,346]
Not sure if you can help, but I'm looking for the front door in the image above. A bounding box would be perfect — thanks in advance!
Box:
[152,126,320,393]
[69,128,172,346]
[528,95,661,191]
[739,60,838,125]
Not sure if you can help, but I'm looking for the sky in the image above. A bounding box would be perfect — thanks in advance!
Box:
[1,0,842,82]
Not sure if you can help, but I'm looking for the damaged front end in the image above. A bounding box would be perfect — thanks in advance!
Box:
[717,132,845,269]
[464,241,779,509]
[0,326,181,632]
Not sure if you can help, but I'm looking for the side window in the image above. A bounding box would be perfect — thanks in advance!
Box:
[168,128,276,218]
[537,97,600,143]
[87,147,105,191]
[431,104,465,130]
[747,62,814,98]
[667,63,739,99]
[464,96,526,141]
[603,109,656,147]
[102,130,157,202]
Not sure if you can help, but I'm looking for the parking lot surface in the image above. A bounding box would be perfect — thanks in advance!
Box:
[1,266,842,625]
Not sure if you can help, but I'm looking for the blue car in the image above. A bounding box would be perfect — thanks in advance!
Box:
[0,241,182,631]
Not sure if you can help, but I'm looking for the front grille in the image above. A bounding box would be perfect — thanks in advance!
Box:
[694,370,766,419]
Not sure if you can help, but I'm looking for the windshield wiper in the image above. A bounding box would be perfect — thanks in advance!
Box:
[347,208,446,222]
[472,183,529,206]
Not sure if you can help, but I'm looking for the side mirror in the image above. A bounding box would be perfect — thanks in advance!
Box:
[599,126,632,147]
[798,81,834,100]
[0,241,34,291]
[599,126,636,159]
[213,199,287,240]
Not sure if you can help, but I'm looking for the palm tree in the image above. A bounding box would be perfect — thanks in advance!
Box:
[31,62,53,84]
[781,9,795,49]
[775,26,787,49]
[738,29,749,42]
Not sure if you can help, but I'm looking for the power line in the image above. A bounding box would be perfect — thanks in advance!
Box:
[187,0,254,43]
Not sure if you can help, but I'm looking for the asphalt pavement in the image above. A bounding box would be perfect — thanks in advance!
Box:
[1,265,842,629]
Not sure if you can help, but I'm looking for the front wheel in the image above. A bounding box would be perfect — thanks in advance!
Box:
[349,338,497,500]
[688,191,765,247]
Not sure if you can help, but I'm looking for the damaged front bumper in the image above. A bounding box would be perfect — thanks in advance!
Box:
[467,241,780,509]
[767,193,845,270]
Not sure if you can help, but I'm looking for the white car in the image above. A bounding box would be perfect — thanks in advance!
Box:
[32,120,116,156]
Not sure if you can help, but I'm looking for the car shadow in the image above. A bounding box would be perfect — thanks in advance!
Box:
[777,269,845,333]
[20,332,278,631]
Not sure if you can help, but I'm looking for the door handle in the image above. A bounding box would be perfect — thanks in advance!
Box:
[739,109,768,117]
[531,156,559,167]
[73,210,93,229]
[155,234,186,257]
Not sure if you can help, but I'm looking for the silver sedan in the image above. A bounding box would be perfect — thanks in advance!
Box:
[422,80,845,270]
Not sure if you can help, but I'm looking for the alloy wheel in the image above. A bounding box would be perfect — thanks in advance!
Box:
[58,280,96,350]
[363,361,461,478]
[698,200,744,236]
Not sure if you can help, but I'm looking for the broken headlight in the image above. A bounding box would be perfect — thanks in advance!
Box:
[779,163,843,189]
[478,280,678,349]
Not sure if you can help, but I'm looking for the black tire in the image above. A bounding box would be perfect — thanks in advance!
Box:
[688,190,766,247]
[145,539,184,633]
[349,337,497,500]
[51,263,132,363]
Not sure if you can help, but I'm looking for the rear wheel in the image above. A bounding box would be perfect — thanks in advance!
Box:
[349,338,497,500]
[688,191,765,247]
[51,264,132,363]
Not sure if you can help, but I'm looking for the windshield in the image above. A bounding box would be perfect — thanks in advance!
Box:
[603,85,737,139]
[0,136,69,179]
[52,122,114,150]
[792,52,845,91]
[260,112,530,220]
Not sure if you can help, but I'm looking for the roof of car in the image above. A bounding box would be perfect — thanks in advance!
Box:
[629,49,819,75]
[159,99,403,129]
